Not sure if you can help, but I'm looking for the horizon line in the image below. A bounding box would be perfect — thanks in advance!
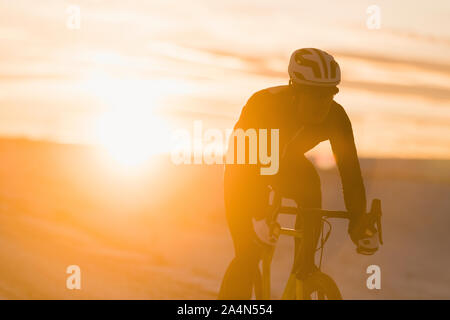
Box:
[1,135,449,162]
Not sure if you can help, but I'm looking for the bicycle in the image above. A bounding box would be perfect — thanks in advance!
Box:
[253,196,383,300]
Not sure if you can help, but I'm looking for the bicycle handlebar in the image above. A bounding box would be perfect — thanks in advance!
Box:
[274,199,383,245]
[277,206,351,219]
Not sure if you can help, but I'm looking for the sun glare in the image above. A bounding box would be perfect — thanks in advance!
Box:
[96,110,170,168]
[85,72,171,168]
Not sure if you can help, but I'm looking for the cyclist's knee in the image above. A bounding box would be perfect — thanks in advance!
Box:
[278,157,322,208]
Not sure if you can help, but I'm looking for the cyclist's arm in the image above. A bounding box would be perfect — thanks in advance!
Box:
[329,103,367,226]
[225,91,271,221]
[233,91,268,130]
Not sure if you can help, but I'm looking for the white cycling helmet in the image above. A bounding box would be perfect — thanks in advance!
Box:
[288,48,341,87]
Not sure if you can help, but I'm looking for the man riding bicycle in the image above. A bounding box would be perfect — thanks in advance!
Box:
[218,48,379,300]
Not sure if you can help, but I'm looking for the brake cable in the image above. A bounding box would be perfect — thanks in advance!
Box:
[316,218,332,269]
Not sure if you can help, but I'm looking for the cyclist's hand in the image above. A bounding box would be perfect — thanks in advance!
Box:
[350,223,379,255]
[252,218,280,246]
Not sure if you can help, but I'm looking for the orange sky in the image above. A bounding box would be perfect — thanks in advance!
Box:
[0,0,449,159]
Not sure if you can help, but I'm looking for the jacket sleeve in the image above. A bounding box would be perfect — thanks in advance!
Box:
[329,104,367,225]
[234,91,266,130]
[224,91,273,220]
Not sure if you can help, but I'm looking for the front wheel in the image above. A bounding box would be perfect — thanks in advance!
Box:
[302,271,342,300]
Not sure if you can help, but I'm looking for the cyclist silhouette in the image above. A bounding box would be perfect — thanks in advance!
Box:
[218,48,377,300]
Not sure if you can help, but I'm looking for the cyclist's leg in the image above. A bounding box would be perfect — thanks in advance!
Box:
[277,154,322,214]
[218,176,269,300]
[217,226,262,299]
[276,155,322,273]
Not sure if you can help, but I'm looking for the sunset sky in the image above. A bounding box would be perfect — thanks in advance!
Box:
[0,0,449,160]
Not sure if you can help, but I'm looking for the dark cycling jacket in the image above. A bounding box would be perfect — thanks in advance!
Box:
[224,85,366,221]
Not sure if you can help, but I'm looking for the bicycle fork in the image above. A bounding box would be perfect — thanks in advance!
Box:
[260,240,308,300]
[281,273,304,299]
[259,223,313,300]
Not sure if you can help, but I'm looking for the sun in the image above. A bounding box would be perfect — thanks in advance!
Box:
[96,110,170,168]
[85,73,171,168]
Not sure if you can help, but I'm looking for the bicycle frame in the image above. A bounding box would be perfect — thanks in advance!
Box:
[259,205,351,300]
[257,197,383,300]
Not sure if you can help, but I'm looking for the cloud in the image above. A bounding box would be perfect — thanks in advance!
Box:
[383,28,450,47]
[342,80,450,102]
[335,50,450,76]
[179,45,450,102]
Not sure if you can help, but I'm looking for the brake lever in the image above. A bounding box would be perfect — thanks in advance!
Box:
[371,199,383,245]
[376,213,383,245]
